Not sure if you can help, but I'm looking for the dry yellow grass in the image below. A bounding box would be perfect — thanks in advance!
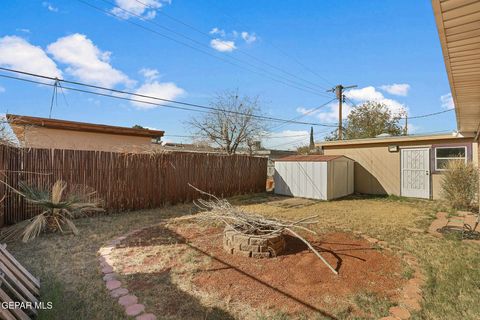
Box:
[7,204,195,320]
[6,194,480,319]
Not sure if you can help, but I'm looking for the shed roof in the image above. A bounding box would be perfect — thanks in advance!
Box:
[6,114,164,138]
[275,155,346,162]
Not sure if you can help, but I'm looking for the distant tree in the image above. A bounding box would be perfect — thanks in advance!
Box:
[187,90,265,154]
[297,144,322,155]
[309,126,315,150]
[325,101,405,140]
[297,145,310,155]
[0,116,18,146]
[132,124,145,129]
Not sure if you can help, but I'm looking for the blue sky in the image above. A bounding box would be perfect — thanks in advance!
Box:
[0,0,455,149]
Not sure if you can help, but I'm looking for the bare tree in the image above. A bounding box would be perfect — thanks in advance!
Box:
[187,90,265,154]
[0,115,19,146]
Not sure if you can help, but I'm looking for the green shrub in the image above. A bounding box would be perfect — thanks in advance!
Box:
[441,160,478,209]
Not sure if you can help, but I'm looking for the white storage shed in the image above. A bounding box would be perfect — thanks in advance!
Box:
[274,155,354,200]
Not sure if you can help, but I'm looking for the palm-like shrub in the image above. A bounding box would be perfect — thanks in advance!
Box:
[441,160,478,210]
[0,180,103,242]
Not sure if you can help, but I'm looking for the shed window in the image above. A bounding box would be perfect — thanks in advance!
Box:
[434,146,467,171]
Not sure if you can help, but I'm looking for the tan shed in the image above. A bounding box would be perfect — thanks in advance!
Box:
[274,155,354,200]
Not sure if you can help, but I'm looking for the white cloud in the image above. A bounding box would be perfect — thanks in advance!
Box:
[210,39,236,52]
[316,101,354,123]
[209,28,226,37]
[346,86,384,101]
[111,0,170,20]
[47,33,132,88]
[309,86,407,123]
[407,122,420,134]
[440,93,454,110]
[379,83,410,96]
[241,31,257,44]
[0,86,5,93]
[42,2,58,12]
[16,28,31,34]
[295,106,328,117]
[345,86,407,115]
[262,130,309,150]
[209,28,257,50]
[144,126,160,130]
[0,36,62,78]
[132,81,185,108]
[87,97,101,106]
[139,68,160,82]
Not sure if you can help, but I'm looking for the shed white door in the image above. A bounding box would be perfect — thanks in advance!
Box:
[274,161,328,200]
[401,148,430,199]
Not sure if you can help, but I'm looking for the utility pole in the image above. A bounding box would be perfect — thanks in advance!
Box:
[404,114,408,136]
[327,84,357,140]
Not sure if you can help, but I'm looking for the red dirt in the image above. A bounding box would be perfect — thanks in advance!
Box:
[115,224,405,318]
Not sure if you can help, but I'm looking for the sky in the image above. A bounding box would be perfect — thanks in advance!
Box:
[0,0,456,150]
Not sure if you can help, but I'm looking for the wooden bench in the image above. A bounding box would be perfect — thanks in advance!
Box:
[0,244,40,319]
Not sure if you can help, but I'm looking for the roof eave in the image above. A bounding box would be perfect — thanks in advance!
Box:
[6,114,164,138]
[431,0,462,131]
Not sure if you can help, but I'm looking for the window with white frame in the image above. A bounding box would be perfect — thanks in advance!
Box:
[434,146,467,171]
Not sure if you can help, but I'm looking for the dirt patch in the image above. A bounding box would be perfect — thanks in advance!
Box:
[111,222,405,319]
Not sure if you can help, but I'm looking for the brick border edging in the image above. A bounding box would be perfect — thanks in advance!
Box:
[357,232,425,320]
[98,229,156,320]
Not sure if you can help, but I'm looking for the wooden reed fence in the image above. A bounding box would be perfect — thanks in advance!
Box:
[0,145,267,225]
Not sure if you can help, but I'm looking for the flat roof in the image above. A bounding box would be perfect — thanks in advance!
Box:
[318,132,473,147]
[6,114,164,138]
[275,155,346,162]
[432,0,480,133]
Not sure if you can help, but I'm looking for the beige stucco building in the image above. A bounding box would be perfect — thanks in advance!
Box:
[318,133,476,200]
[6,114,165,152]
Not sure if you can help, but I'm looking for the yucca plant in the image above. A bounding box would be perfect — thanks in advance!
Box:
[0,180,103,242]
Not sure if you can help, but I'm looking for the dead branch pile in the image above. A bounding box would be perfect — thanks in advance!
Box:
[186,184,338,275]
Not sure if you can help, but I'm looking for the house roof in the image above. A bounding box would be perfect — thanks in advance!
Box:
[275,155,346,162]
[432,0,480,133]
[6,114,164,138]
[318,132,473,147]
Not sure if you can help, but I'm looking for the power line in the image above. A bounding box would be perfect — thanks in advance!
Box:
[129,0,331,92]
[0,69,339,127]
[207,1,335,88]
[76,0,334,98]
[269,98,335,131]
[268,130,333,149]
[165,133,314,139]
[343,97,455,119]
[407,109,454,119]
[0,73,210,113]
[48,79,59,118]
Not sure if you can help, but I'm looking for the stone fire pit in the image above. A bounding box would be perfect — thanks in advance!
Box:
[223,226,285,258]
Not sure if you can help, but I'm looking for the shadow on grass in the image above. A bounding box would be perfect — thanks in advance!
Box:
[118,225,363,319]
[437,225,480,240]
[124,269,235,320]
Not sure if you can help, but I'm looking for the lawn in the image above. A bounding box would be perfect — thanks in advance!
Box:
[7,194,480,320]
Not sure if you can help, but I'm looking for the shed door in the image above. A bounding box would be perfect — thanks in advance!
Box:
[401,148,430,199]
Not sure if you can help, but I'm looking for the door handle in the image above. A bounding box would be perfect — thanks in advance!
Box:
[426,171,430,176]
